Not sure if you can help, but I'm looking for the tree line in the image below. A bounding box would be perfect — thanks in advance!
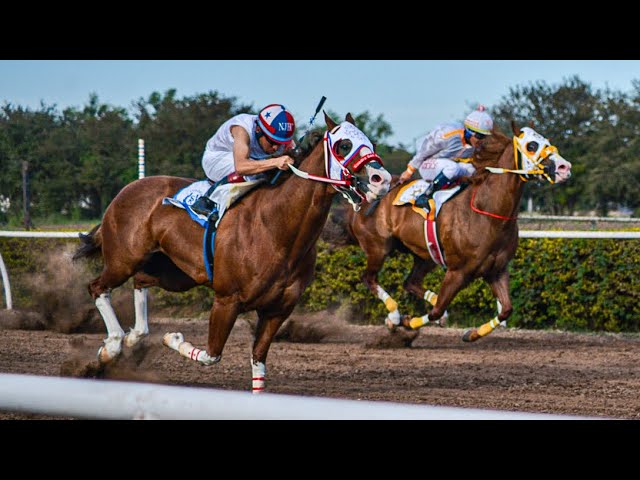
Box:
[0,75,638,226]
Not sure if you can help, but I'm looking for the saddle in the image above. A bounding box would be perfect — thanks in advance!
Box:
[392,180,466,267]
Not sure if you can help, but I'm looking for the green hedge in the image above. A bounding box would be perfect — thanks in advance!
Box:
[1,235,638,332]
[303,238,640,332]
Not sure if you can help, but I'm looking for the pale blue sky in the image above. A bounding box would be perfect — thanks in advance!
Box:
[1,60,638,148]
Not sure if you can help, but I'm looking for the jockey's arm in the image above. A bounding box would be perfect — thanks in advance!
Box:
[231,126,293,175]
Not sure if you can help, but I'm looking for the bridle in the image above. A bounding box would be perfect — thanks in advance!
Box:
[288,121,384,210]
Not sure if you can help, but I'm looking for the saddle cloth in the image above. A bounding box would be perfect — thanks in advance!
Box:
[392,180,462,268]
[162,179,211,227]
[393,180,461,218]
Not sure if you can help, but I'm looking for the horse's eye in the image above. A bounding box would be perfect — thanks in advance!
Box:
[338,140,352,156]
[526,142,539,153]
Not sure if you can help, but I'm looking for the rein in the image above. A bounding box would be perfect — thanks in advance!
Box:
[471,129,561,221]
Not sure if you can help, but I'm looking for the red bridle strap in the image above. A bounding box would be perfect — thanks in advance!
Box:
[351,152,382,172]
[470,186,518,221]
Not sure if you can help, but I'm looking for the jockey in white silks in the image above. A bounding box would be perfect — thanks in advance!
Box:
[398,105,494,208]
[190,104,296,226]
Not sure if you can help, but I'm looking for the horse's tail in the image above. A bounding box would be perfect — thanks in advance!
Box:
[72,224,103,261]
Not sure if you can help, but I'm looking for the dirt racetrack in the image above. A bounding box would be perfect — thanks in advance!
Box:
[1,309,639,420]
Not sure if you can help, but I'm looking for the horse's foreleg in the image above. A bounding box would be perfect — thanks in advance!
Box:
[252,308,294,394]
[162,332,220,365]
[164,298,238,366]
[463,270,512,342]
[407,269,465,330]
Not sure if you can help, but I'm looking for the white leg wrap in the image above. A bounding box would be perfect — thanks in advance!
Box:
[133,288,149,333]
[251,359,266,394]
[424,289,438,306]
[95,293,124,362]
[386,309,401,327]
[497,299,503,315]
[162,332,220,366]
[376,285,400,325]
[125,288,149,347]
[95,293,125,338]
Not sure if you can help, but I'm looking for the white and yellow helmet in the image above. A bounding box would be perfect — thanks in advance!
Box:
[464,105,493,136]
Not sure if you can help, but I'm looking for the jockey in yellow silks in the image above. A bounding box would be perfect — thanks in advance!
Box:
[398,105,493,207]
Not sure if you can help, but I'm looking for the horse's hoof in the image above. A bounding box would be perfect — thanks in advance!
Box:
[124,329,148,348]
[163,332,185,350]
[462,329,480,342]
[399,315,414,330]
[385,317,398,332]
[435,311,449,327]
[97,344,119,364]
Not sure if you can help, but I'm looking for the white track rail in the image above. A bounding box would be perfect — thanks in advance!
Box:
[0,373,592,420]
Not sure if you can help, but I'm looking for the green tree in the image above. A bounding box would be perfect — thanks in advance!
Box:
[491,76,601,214]
[133,89,250,178]
[0,102,58,221]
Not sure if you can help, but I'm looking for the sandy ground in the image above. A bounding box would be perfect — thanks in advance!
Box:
[1,310,639,420]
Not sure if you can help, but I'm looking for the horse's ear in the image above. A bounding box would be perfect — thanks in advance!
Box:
[324,110,337,130]
[346,112,356,125]
[511,120,521,136]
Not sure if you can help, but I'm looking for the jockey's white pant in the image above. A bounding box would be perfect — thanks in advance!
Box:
[201,150,266,228]
[202,150,264,183]
[418,158,476,182]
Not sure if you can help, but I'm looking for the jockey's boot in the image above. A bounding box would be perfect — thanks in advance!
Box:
[191,195,217,218]
[414,171,452,208]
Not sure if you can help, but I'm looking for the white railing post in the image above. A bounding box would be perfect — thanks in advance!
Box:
[138,139,145,179]
[0,252,12,310]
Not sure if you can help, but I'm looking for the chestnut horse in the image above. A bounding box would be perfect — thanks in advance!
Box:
[346,123,572,342]
[73,112,392,392]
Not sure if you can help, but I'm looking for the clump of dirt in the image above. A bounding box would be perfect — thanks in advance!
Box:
[0,309,46,330]
[365,326,419,348]
[245,306,355,344]
[59,334,165,383]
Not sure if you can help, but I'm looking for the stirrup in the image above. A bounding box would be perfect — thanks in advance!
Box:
[414,192,431,208]
[191,196,216,217]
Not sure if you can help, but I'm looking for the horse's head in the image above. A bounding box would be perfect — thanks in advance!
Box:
[323,112,392,210]
[511,122,572,184]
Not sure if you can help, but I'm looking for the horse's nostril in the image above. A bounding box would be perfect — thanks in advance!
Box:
[371,174,382,184]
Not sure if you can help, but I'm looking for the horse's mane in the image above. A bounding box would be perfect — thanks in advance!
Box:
[468,128,511,185]
[285,129,324,165]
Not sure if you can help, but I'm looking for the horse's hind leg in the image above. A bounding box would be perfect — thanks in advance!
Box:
[406,268,467,330]
[88,265,137,363]
[402,255,448,326]
[127,253,201,347]
[123,273,153,348]
[463,269,513,342]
